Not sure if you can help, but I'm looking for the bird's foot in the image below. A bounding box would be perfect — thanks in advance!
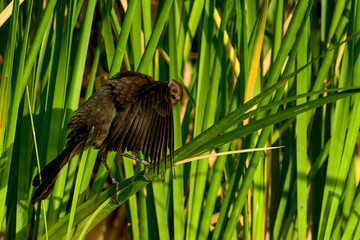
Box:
[143,163,150,181]
[119,152,151,181]
[112,178,119,204]
[99,152,120,204]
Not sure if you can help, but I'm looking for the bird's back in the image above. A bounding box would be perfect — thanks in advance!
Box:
[66,72,153,151]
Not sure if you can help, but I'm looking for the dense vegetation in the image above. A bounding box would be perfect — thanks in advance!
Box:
[1,0,360,239]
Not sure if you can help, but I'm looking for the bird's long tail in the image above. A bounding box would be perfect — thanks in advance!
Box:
[31,127,90,203]
[31,146,73,204]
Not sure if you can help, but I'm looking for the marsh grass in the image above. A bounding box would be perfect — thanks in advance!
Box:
[1,0,360,239]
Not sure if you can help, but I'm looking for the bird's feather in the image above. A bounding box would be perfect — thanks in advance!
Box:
[32,71,181,203]
[105,81,174,171]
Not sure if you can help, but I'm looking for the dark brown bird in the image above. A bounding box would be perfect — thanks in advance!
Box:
[32,71,183,204]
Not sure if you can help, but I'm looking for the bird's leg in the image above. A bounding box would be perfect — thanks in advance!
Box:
[119,152,150,181]
[99,152,119,204]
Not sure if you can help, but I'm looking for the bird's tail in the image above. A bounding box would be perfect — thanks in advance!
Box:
[31,146,73,204]
[32,127,90,204]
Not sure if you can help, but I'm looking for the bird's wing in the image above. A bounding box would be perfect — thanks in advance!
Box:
[107,71,155,111]
[106,81,175,172]
[67,72,153,149]
[67,71,153,130]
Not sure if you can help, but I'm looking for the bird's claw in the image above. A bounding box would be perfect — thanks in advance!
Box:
[143,164,150,181]
[112,179,119,204]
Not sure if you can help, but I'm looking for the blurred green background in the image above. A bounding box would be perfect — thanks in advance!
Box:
[1,0,360,239]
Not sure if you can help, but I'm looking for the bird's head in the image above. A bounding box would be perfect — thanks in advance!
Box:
[168,80,183,106]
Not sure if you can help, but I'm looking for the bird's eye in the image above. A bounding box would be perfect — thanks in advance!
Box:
[171,94,177,100]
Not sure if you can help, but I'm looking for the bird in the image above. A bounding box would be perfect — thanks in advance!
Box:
[31,71,183,204]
